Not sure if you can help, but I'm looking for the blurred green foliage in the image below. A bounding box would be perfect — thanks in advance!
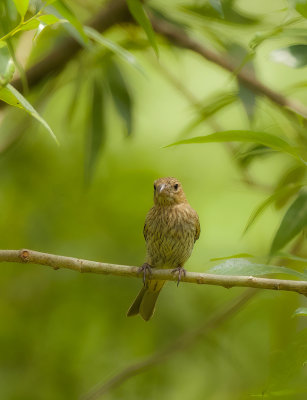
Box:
[0,0,306,399]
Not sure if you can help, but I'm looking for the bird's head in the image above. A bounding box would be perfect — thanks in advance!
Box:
[153,177,187,206]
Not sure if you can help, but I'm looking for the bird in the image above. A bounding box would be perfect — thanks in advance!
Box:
[127,177,200,321]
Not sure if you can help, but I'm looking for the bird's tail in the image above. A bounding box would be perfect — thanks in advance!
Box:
[127,280,165,321]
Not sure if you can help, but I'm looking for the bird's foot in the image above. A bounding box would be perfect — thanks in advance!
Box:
[139,263,152,285]
[171,266,186,287]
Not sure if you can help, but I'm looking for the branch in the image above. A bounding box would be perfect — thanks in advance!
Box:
[1,249,307,295]
[82,289,256,399]
[150,16,307,119]
[4,0,307,122]
[10,0,131,93]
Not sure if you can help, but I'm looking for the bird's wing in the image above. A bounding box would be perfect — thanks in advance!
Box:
[194,212,201,242]
[143,221,148,241]
[143,207,154,242]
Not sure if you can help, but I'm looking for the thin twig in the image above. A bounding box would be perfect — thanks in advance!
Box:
[1,249,306,295]
[81,289,256,400]
[150,16,307,119]
[1,0,306,121]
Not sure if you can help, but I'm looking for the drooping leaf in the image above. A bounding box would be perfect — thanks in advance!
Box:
[274,164,306,209]
[227,43,257,120]
[238,83,256,121]
[0,86,22,107]
[276,251,307,263]
[149,6,189,31]
[244,184,303,234]
[209,0,224,16]
[182,1,258,25]
[0,44,15,86]
[12,0,29,18]
[127,0,158,56]
[210,253,254,261]
[6,84,58,144]
[179,92,237,137]
[166,130,302,161]
[85,78,105,182]
[271,45,307,68]
[292,307,307,317]
[18,18,40,32]
[106,59,133,135]
[293,0,307,18]
[249,18,301,51]
[37,14,60,25]
[270,190,307,255]
[84,26,143,73]
[47,0,88,45]
[236,144,276,167]
[209,258,307,279]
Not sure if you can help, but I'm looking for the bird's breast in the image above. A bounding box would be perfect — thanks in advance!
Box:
[145,204,197,268]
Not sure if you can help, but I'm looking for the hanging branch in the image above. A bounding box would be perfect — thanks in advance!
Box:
[2,0,306,120]
[1,249,306,295]
[82,289,256,399]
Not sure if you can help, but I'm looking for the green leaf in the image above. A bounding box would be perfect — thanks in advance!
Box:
[210,253,254,261]
[47,0,88,45]
[106,59,133,135]
[276,251,307,263]
[293,0,307,18]
[12,0,29,18]
[274,164,306,209]
[271,45,307,68]
[292,307,307,317]
[179,92,237,137]
[166,130,302,161]
[209,258,307,279]
[85,78,105,182]
[5,84,58,144]
[37,14,60,25]
[127,0,158,56]
[270,190,307,254]
[238,83,256,121]
[84,26,143,73]
[18,18,40,32]
[0,44,15,86]
[244,184,303,234]
[182,2,258,25]
[0,86,22,107]
[209,0,223,16]
[236,144,276,167]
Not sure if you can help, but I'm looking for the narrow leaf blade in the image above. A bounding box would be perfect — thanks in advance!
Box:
[48,0,88,45]
[13,0,29,18]
[244,184,302,234]
[0,44,15,86]
[127,0,158,56]
[106,59,133,135]
[209,259,307,280]
[7,84,58,144]
[84,26,143,73]
[166,130,302,161]
[85,78,105,182]
[270,190,307,254]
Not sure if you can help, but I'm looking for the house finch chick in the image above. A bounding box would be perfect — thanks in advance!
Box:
[127,177,200,321]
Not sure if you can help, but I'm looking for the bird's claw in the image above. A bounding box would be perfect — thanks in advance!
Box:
[139,263,152,285]
[171,267,186,287]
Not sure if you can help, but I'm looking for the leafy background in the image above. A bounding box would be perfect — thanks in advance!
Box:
[0,0,306,399]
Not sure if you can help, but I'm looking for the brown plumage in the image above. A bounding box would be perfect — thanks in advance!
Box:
[127,177,200,321]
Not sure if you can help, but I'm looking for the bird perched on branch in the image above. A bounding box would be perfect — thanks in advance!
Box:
[127,177,200,321]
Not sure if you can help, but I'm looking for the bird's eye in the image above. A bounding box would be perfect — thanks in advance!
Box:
[174,184,178,190]
[154,184,156,191]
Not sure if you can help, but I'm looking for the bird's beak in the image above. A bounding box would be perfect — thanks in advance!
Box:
[157,184,166,193]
